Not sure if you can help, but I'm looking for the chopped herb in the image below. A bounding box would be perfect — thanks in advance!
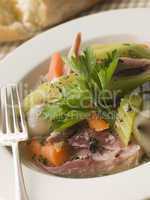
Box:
[38,155,49,165]
[89,137,99,153]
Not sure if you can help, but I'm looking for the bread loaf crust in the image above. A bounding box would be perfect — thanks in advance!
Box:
[45,0,100,27]
[0,23,33,42]
[0,0,101,42]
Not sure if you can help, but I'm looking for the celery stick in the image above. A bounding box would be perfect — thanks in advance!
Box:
[110,72,150,95]
[92,43,150,60]
[115,95,142,146]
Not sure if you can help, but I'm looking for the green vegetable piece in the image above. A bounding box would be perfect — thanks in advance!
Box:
[23,74,77,113]
[115,94,142,146]
[92,43,150,60]
[110,72,150,94]
[98,50,119,89]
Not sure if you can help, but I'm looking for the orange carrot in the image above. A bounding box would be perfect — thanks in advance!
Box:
[41,142,70,166]
[47,52,64,81]
[88,114,109,132]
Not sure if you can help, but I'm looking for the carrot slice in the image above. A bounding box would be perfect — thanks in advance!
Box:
[88,114,109,132]
[47,52,64,81]
[41,142,70,166]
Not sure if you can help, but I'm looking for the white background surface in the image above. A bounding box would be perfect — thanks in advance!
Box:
[0,8,150,200]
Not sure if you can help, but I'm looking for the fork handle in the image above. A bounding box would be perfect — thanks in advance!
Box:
[12,143,29,200]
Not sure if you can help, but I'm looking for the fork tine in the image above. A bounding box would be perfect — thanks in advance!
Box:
[3,86,12,133]
[15,85,28,136]
[10,86,20,133]
[0,84,28,144]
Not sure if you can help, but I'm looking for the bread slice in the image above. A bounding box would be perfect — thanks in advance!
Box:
[0,0,101,42]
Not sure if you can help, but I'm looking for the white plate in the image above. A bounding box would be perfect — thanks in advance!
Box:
[0,8,150,200]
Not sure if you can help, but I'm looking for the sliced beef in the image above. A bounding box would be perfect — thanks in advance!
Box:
[38,143,141,177]
[69,128,121,153]
[47,123,85,143]
[36,128,142,178]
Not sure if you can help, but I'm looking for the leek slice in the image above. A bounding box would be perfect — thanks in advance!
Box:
[115,94,142,146]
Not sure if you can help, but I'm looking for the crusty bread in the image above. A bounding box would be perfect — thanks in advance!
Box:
[0,0,34,42]
[0,0,101,42]
[0,23,30,42]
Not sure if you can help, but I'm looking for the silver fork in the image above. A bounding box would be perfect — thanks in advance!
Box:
[0,85,29,200]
